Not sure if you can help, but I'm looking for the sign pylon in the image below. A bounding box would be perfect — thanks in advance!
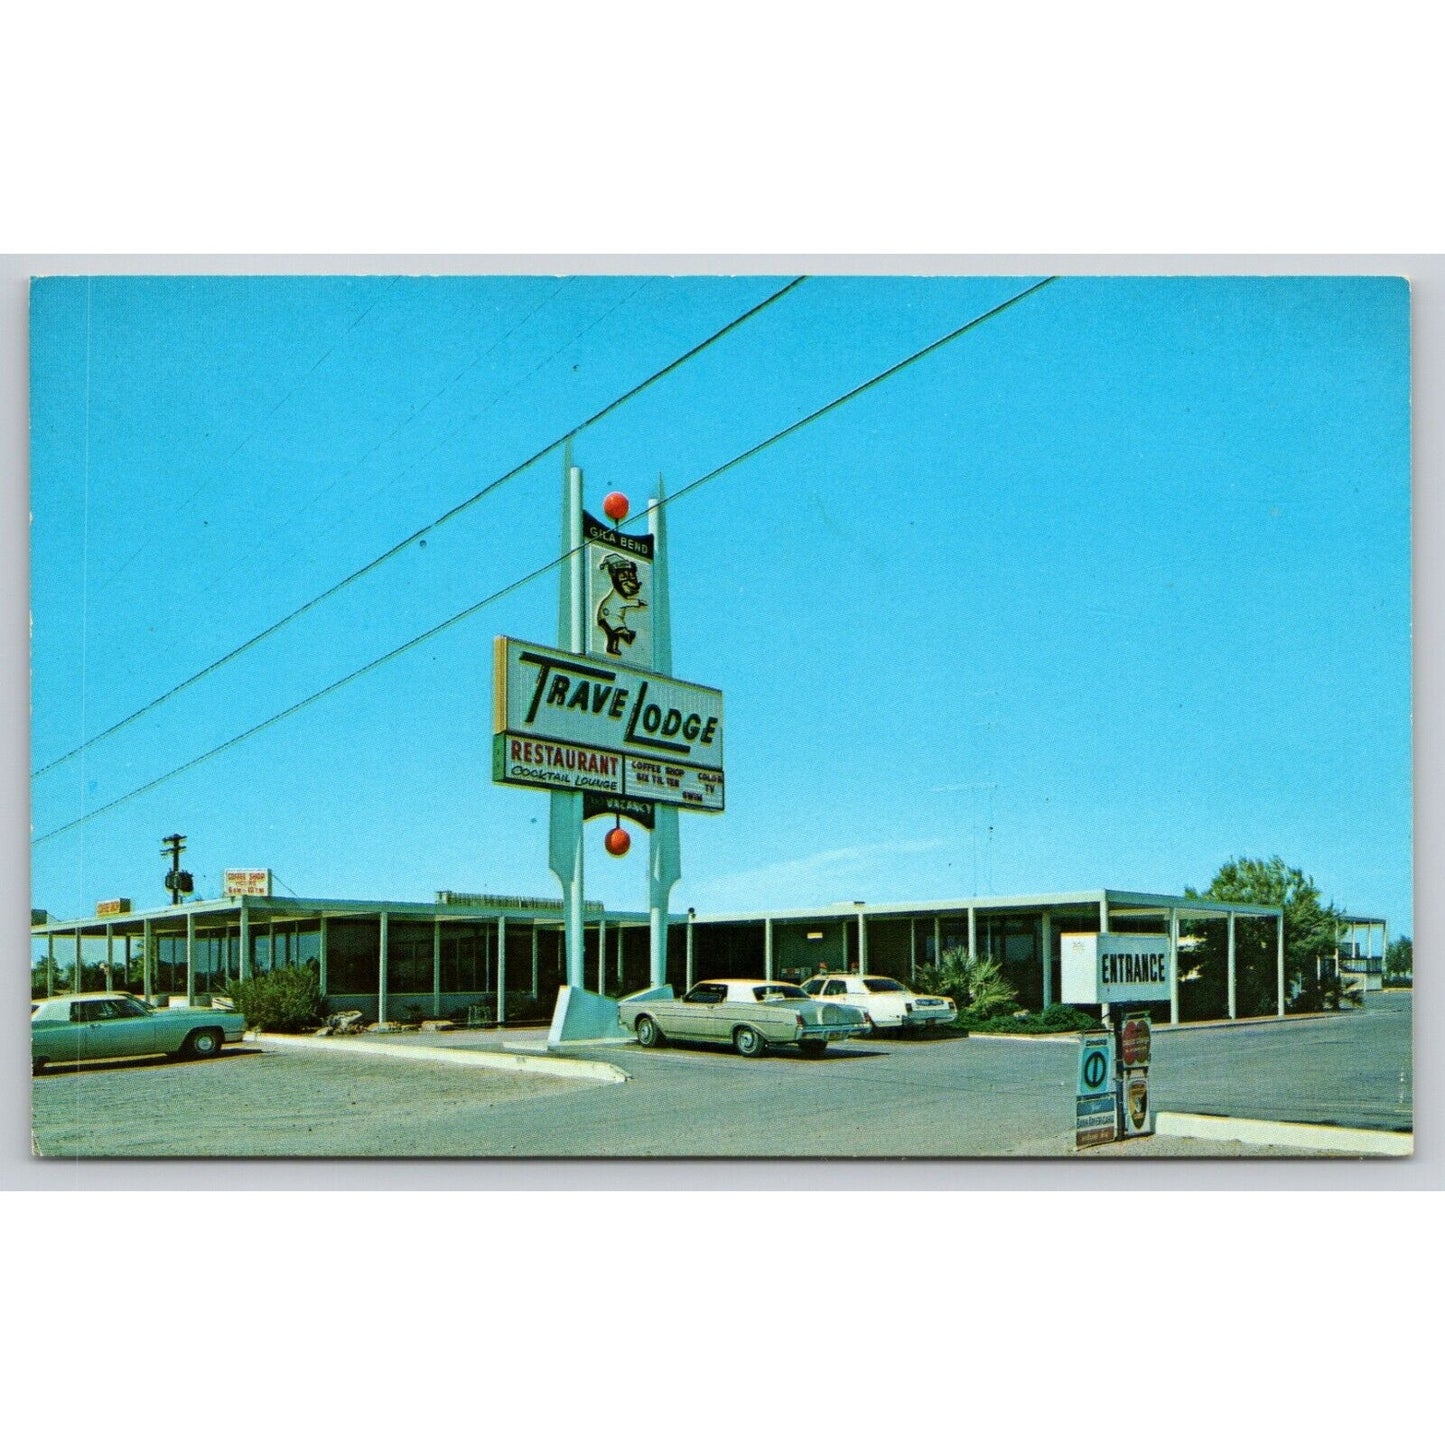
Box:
[647,475,681,988]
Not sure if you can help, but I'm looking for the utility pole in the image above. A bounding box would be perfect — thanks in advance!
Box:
[161,833,193,904]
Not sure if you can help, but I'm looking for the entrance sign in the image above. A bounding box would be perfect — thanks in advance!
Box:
[493,637,724,813]
[584,510,654,664]
[1061,932,1172,1005]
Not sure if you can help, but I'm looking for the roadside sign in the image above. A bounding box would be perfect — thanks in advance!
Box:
[1075,1091,1118,1149]
[1121,1013,1152,1067]
[584,510,654,665]
[492,637,725,813]
[583,793,656,829]
[223,869,272,898]
[1077,1031,1114,1096]
[96,898,132,916]
[1122,1074,1152,1136]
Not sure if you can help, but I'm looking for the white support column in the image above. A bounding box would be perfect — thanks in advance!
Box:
[531,926,539,997]
[46,931,55,996]
[317,914,328,996]
[910,918,918,982]
[615,924,624,993]
[124,934,131,994]
[433,917,442,1017]
[105,924,114,992]
[933,916,942,971]
[686,913,695,990]
[378,911,389,1024]
[142,918,152,1000]
[1168,907,1180,1025]
[239,899,251,983]
[1276,911,1286,1016]
[1041,911,1053,1008]
[1099,893,1110,934]
[598,914,607,995]
[1227,912,1237,1020]
[764,917,774,981]
[858,909,869,972]
[968,907,977,958]
[497,916,507,1024]
[186,912,197,1005]
[74,930,82,993]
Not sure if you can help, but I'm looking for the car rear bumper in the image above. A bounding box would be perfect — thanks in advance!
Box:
[797,1025,868,1043]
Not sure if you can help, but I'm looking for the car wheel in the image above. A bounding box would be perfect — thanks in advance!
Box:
[182,1028,223,1060]
[797,1039,827,1058]
[636,1015,665,1048]
[733,1025,765,1058]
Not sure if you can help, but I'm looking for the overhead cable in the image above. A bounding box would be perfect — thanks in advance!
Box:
[34,276,808,781]
[33,277,1056,846]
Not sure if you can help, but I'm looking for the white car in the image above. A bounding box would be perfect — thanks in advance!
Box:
[617,979,870,1057]
[800,974,957,1032]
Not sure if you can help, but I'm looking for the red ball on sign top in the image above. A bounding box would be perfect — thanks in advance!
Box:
[605,826,631,857]
[602,492,629,523]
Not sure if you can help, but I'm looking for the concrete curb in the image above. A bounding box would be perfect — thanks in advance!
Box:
[253,1032,629,1085]
[1155,1111,1412,1156]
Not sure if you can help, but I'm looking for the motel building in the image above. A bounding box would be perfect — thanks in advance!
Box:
[28,884,1390,1028]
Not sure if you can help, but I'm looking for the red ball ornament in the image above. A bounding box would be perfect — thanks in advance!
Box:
[602,491,629,523]
[604,826,631,857]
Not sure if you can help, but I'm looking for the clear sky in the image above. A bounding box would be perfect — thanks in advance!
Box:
[28,272,1412,941]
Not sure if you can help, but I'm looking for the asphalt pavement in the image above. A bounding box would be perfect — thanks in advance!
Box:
[29,990,1412,1159]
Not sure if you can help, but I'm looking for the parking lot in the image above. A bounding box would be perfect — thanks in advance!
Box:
[31,991,1412,1159]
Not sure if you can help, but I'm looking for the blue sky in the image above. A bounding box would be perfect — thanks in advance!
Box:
[28,272,1412,940]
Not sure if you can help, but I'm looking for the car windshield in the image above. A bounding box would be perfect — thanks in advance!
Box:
[802,979,824,995]
[113,996,153,1016]
[864,978,907,992]
[753,985,807,1001]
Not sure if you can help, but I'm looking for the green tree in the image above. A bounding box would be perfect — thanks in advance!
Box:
[1184,856,1344,1014]
[1384,936,1413,985]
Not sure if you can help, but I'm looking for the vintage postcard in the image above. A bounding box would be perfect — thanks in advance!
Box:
[28,269,1412,1159]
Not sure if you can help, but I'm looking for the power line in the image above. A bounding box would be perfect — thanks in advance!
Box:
[33,277,1056,846]
[195,276,577,606]
[229,277,655,609]
[33,276,808,781]
[97,277,403,596]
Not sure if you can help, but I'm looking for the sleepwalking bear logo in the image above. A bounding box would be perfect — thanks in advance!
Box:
[595,553,648,657]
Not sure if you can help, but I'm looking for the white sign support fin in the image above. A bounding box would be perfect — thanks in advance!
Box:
[647,475,682,988]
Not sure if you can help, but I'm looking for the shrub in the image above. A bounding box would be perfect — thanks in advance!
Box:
[917,947,1020,1018]
[955,1001,1096,1034]
[229,965,327,1033]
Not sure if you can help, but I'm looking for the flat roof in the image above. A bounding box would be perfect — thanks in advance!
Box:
[31,894,654,935]
[687,888,1284,925]
[32,885,1323,940]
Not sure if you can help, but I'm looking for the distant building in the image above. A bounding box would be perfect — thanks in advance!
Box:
[26,884,1379,1028]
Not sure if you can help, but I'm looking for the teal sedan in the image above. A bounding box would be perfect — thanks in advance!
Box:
[32,993,247,1075]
